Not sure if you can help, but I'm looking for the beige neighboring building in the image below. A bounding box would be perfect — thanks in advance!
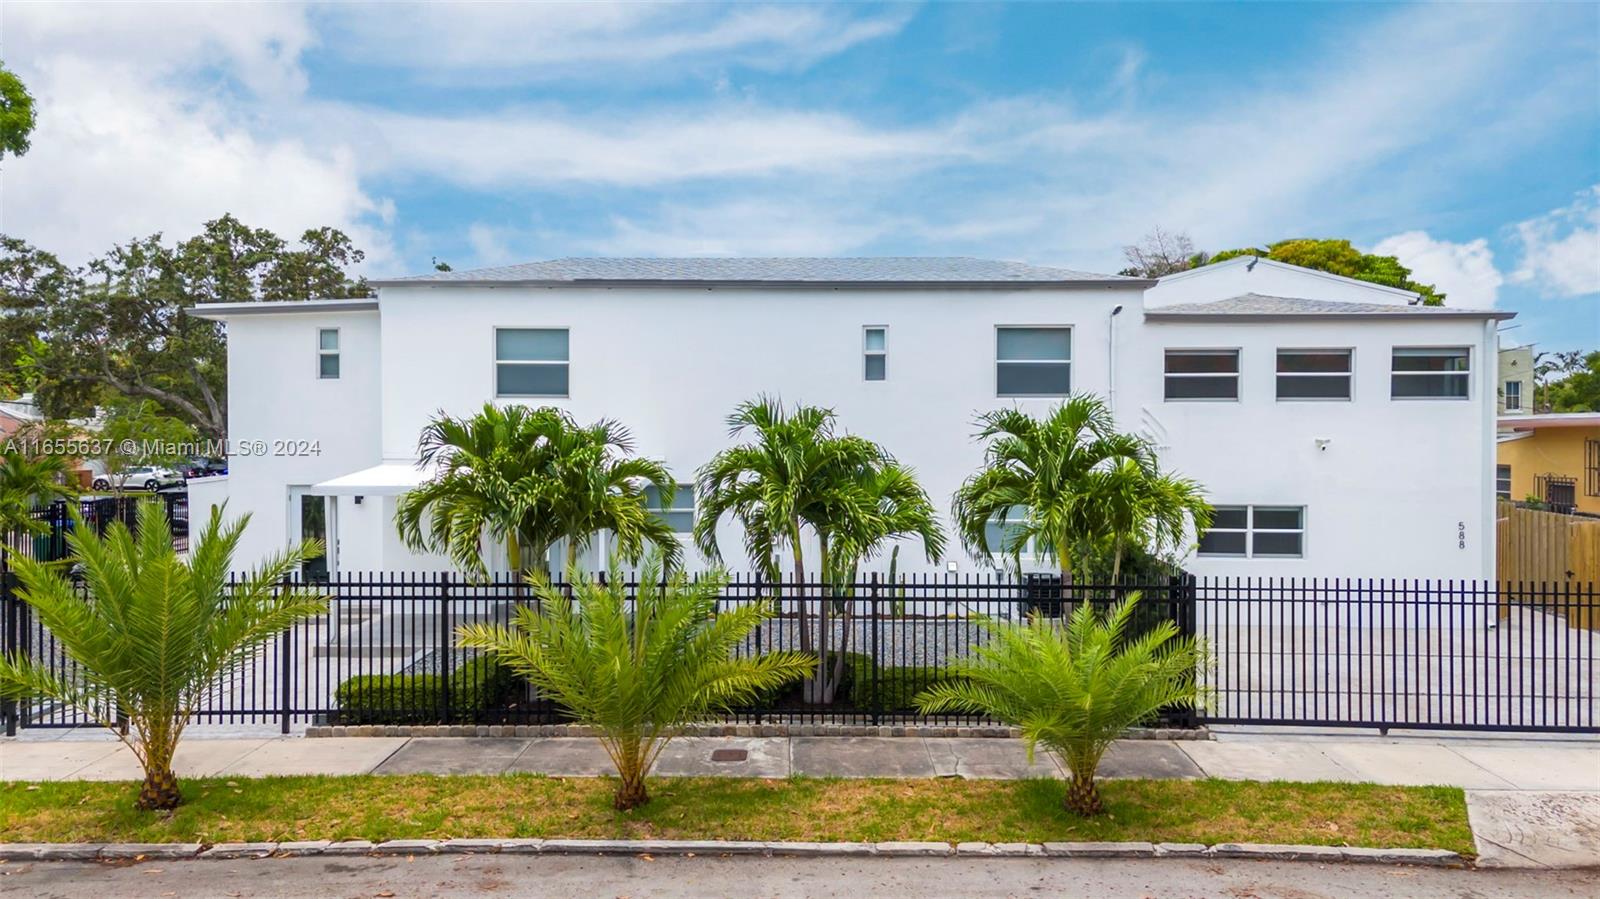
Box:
[1498,343,1535,414]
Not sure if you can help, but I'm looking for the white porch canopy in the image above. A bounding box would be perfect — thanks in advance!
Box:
[311,461,436,496]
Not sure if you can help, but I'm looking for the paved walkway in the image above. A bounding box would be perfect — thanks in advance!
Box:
[3,733,1596,868]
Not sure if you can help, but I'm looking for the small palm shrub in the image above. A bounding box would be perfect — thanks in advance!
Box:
[916,594,1201,815]
[0,502,326,810]
[458,553,813,810]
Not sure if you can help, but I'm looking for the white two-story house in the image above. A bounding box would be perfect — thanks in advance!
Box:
[188,256,1509,580]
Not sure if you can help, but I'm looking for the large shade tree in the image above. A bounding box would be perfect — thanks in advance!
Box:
[0,216,371,437]
[396,404,680,579]
[695,397,944,703]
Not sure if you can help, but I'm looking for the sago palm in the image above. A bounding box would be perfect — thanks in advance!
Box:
[0,502,326,810]
[916,594,1201,815]
[457,553,812,810]
[0,448,75,539]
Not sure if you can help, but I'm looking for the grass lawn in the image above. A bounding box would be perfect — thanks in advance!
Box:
[0,775,1473,855]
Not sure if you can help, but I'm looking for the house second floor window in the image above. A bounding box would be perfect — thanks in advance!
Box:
[1496,464,1512,500]
[984,506,1046,558]
[643,484,695,533]
[1198,505,1305,558]
[1165,349,1239,400]
[996,327,1071,396]
[1503,380,1522,410]
[495,328,569,397]
[1391,347,1469,399]
[864,327,887,381]
[317,328,340,379]
[1277,349,1352,400]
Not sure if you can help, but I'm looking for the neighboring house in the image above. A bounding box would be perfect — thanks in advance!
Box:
[191,256,1510,580]
[0,395,102,488]
[1498,343,1535,414]
[1497,413,1600,514]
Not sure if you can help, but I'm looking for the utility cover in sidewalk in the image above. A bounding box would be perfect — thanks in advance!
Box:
[710,749,749,762]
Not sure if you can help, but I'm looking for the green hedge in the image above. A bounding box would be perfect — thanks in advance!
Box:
[844,654,961,712]
[334,656,518,724]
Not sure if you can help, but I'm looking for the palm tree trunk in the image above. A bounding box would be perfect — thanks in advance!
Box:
[506,536,523,578]
[1064,771,1102,816]
[565,536,580,574]
[1111,535,1124,584]
[811,537,833,703]
[612,738,651,810]
[136,732,181,811]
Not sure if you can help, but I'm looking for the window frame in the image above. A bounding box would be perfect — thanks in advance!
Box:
[643,483,696,534]
[1390,346,1471,401]
[316,328,340,380]
[1496,464,1513,500]
[1275,348,1354,402]
[493,326,571,399]
[1164,348,1242,402]
[863,325,887,382]
[994,325,1073,398]
[1197,504,1306,559]
[1503,380,1522,411]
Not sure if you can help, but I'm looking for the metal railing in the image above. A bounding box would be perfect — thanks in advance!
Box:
[1,571,1595,736]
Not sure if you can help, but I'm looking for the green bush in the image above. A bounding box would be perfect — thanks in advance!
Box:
[845,654,961,712]
[334,655,518,724]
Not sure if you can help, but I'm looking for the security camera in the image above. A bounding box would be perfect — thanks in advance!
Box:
[1315,439,1331,452]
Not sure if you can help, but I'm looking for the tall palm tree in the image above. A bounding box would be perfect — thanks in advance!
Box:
[694,397,941,703]
[458,553,811,810]
[916,594,1201,815]
[0,502,326,810]
[541,416,680,572]
[952,396,1150,581]
[1084,456,1213,582]
[396,404,678,579]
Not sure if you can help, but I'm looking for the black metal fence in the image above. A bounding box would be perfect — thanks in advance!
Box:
[1,571,1595,736]
[5,495,187,563]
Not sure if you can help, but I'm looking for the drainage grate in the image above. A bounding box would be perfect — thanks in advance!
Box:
[709,748,748,762]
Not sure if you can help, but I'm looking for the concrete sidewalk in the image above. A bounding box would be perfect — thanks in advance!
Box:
[3,733,1596,868]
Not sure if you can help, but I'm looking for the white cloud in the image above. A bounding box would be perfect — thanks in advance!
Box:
[1511,185,1600,298]
[319,3,911,81]
[1372,231,1503,308]
[583,198,897,257]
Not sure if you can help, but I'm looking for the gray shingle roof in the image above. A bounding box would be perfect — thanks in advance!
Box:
[1147,293,1514,320]
[371,257,1142,287]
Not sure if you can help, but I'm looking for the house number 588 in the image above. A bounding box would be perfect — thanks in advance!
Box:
[1458,521,1466,550]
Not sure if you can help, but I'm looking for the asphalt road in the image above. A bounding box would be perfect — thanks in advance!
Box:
[2,855,1597,898]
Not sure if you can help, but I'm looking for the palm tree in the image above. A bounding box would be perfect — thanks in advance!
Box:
[1084,456,1213,582]
[916,594,1201,815]
[396,404,679,579]
[458,553,811,810]
[0,502,326,810]
[540,415,680,572]
[0,448,74,538]
[953,396,1151,581]
[694,396,941,703]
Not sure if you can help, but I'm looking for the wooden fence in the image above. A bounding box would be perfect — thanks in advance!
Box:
[1497,500,1600,629]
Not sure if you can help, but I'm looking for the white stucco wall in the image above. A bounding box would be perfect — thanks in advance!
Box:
[1146,257,1420,307]
[206,274,1498,582]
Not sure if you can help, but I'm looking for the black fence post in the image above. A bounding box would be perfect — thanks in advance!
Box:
[753,571,764,727]
[439,571,452,724]
[870,571,881,727]
[2,549,16,736]
[279,575,293,735]
[1173,573,1199,729]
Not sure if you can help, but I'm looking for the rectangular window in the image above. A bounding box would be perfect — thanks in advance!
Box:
[1277,349,1352,400]
[863,326,887,381]
[495,328,569,397]
[996,327,1071,396]
[1391,347,1469,399]
[1198,505,1305,559]
[317,328,340,380]
[1496,464,1512,500]
[1165,349,1240,400]
[984,506,1046,557]
[1586,440,1600,498]
[643,484,695,533]
[1503,380,1522,411]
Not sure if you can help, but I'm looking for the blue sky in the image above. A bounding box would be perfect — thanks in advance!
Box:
[5,1,1597,350]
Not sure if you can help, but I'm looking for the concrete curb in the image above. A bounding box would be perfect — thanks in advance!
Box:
[0,840,1467,867]
[303,724,1209,741]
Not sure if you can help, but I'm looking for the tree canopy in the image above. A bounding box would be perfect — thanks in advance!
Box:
[1206,238,1444,305]
[1544,351,1600,412]
[0,215,371,437]
[0,61,36,161]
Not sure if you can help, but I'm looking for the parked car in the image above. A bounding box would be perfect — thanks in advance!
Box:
[92,466,184,492]
[181,457,228,479]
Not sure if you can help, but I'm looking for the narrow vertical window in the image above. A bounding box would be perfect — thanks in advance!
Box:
[1503,380,1521,411]
[317,328,340,380]
[1496,465,1512,500]
[863,327,887,381]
